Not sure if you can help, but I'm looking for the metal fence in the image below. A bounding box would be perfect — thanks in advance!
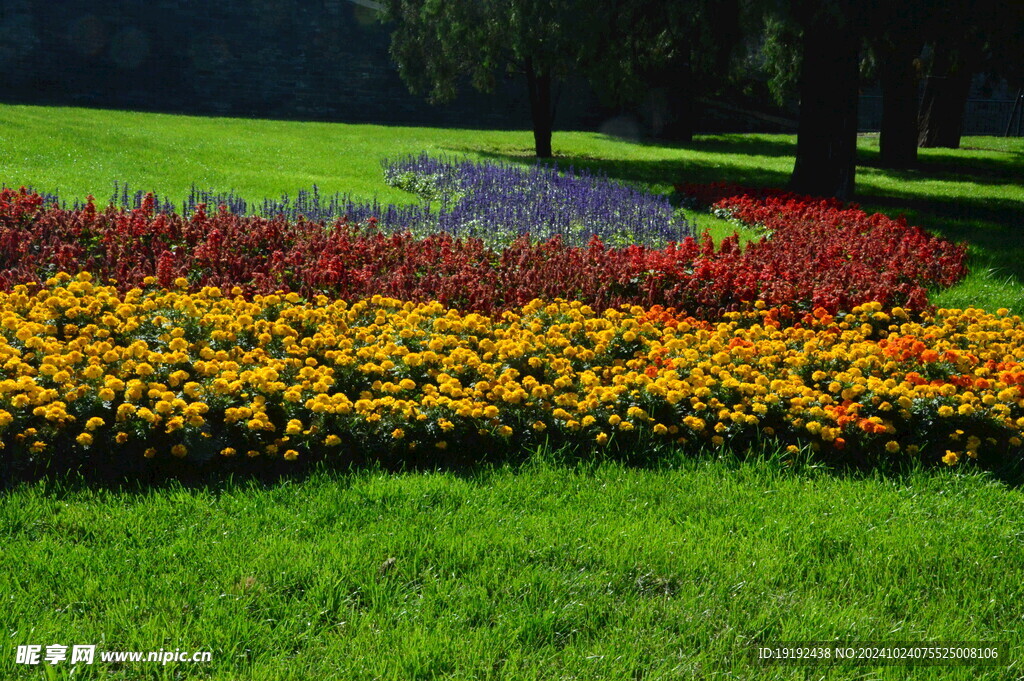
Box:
[859,95,1024,136]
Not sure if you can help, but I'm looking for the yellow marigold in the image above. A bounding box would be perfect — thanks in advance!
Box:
[497,425,513,438]
[626,406,648,420]
[284,449,299,461]
[596,432,609,446]
[115,432,129,444]
[75,432,93,447]
[942,450,960,466]
[392,428,405,439]
[937,405,954,417]
[171,444,187,457]
[884,441,900,454]
[324,434,341,446]
[998,388,1018,402]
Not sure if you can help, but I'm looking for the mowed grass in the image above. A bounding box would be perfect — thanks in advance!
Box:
[2,104,1024,679]
[3,454,1024,680]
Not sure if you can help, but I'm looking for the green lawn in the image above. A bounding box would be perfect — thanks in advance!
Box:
[2,104,1024,679]
[3,454,1023,680]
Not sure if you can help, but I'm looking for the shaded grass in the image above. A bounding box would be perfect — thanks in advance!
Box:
[2,448,1023,680]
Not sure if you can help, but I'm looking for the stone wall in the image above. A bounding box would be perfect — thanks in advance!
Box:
[0,0,602,129]
[2,1,1018,137]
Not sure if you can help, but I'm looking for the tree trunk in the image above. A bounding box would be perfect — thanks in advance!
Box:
[662,57,695,143]
[790,7,860,200]
[878,44,920,168]
[918,42,972,149]
[525,59,553,158]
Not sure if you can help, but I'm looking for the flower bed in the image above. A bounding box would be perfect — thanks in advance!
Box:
[382,154,691,246]
[0,185,968,318]
[675,182,968,312]
[49,156,693,249]
[1,273,1021,475]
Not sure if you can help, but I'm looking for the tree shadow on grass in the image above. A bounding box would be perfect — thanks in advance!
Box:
[455,146,792,195]
[6,436,1024,496]
[623,133,803,159]
[858,147,1024,188]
